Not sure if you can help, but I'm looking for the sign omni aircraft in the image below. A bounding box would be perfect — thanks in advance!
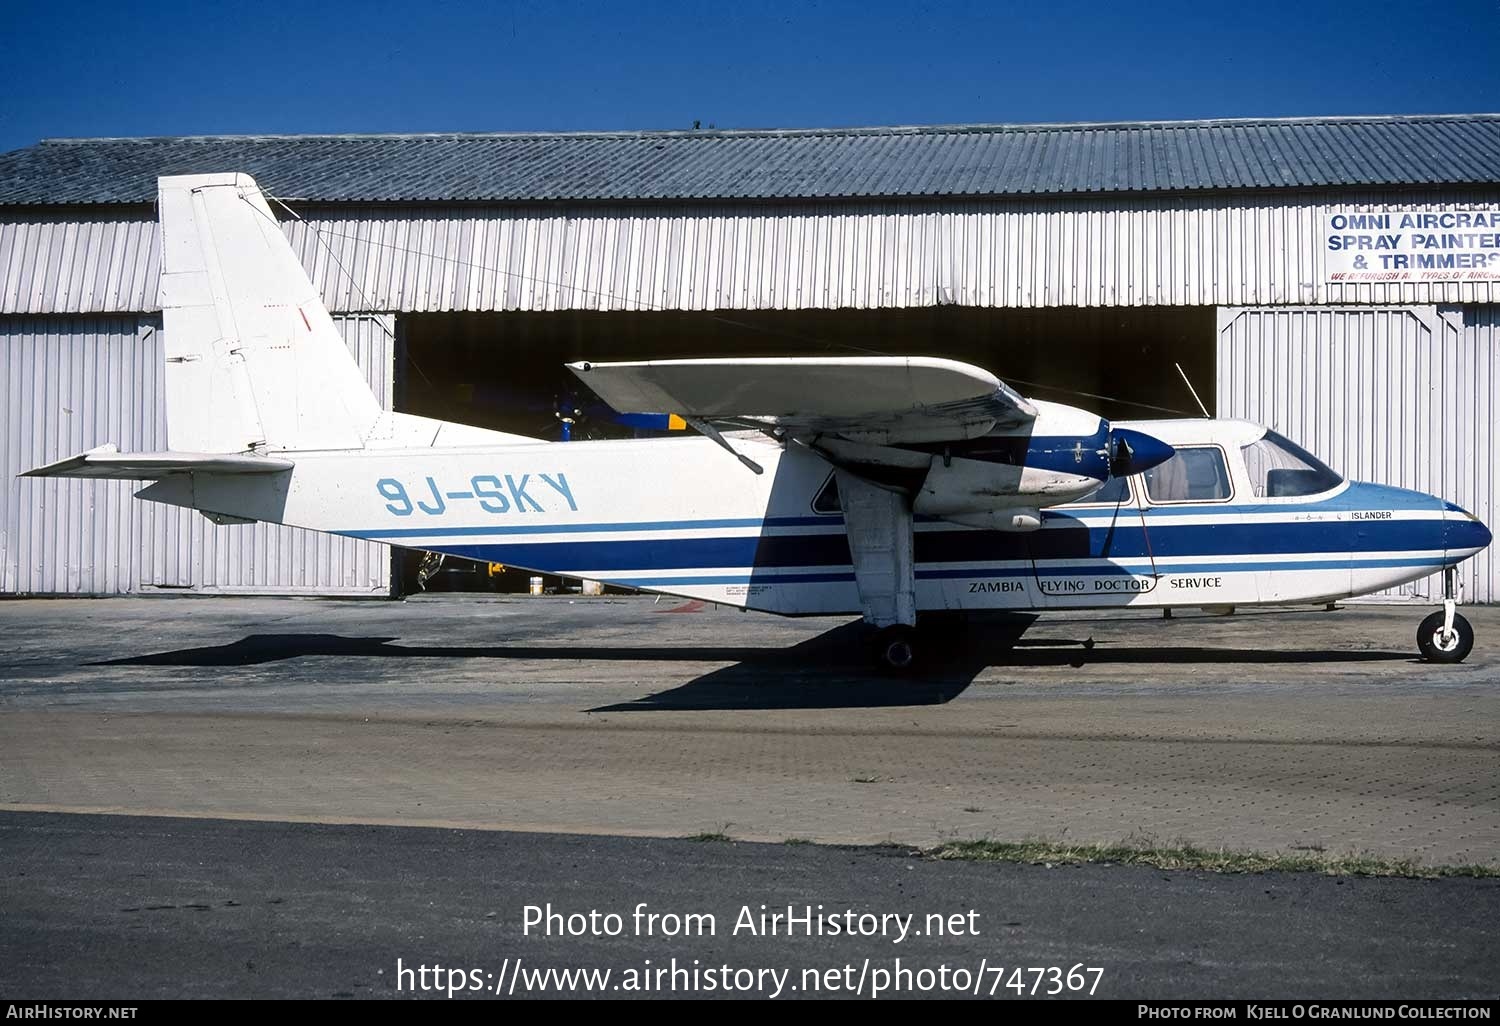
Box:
[23,174,1493,669]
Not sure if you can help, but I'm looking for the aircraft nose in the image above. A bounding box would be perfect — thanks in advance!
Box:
[1443,502,1493,557]
[1109,427,1176,477]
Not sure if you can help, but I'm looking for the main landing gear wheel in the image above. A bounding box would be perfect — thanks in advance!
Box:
[1418,611,1474,664]
[873,626,917,671]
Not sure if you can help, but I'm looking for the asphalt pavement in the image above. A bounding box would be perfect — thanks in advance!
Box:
[2,811,1496,1000]
[2,597,1496,862]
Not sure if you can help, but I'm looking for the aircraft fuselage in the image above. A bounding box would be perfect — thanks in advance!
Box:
[136,423,1491,616]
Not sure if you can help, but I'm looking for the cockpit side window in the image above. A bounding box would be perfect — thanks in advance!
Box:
[1241,431,1343,498]
[1143,446,1233,503]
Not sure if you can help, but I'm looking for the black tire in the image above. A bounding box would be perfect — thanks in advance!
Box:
[1417,611,1474,663]
[873,626,917,671]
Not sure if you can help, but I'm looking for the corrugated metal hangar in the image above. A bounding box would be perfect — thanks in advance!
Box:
[1,114,1497,600]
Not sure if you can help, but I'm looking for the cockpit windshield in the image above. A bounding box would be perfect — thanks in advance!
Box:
[1241,430,1343,498]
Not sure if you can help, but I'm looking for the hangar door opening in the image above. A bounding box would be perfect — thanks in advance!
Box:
[393,305,1215,595]
[1217,306,1497,604]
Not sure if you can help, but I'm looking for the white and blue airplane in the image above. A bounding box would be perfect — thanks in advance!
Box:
[23,173,1493,669]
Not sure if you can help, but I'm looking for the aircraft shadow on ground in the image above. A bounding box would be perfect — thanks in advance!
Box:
[89,612,1414,709]
[88,621,996,709]
[588,616,1413,711]
[588,619,1004,710]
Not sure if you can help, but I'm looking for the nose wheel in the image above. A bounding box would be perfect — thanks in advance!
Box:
[1419,568,1474,663]
[1418,610,1473,663]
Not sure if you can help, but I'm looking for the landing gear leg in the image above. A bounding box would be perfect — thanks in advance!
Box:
[415,551,445,592]
[835,470,921,672]
[1417,567,1474,663]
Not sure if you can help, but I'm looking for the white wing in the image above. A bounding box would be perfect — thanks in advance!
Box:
[567,356,1035,444]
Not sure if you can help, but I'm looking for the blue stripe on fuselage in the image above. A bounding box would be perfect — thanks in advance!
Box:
[342,516,833,538]
[589,555,1451,589]
[421,518,1441,574]
[342,481,1447,575]
[343,484,1436,542]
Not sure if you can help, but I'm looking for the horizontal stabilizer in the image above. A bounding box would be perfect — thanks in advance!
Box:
[21,444,293,480]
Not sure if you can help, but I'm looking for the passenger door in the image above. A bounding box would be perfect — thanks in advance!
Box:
[1030,476,1158,609]
[1137,444,1259,608]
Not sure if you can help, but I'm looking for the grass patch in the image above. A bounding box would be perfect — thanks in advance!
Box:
[684,831,732,843]
[783,838,814,846]
[929,838,1500,879]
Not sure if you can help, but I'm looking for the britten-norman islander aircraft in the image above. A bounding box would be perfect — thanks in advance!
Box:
[23,174,1493,669]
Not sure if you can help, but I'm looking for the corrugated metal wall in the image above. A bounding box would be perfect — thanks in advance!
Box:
[1454,307,1500,603]
[1,313,395,595]
[4,188,1496,601]
[1217,305,1497,603]
[5,190,1499,316]
[0,215,159,316]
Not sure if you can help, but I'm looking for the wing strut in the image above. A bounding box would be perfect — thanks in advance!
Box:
[684,416,764,475]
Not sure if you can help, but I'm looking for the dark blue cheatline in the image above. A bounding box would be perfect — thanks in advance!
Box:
[418,516,1445,575]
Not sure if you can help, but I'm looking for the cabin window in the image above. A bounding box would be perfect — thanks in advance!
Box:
[1062,475,1131,506]
[812,474,841,514]
[1142,446,1232,503]
[1241,430,1343,498]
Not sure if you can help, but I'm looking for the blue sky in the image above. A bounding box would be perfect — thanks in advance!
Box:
[3,0,1498,152]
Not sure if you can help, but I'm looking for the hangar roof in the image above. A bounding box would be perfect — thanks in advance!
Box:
[1,114,1498,206]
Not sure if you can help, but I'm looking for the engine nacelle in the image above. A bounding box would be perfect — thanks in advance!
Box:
[812,399,1175,518]
[911,400,1116,515]
[911,454,1100,516]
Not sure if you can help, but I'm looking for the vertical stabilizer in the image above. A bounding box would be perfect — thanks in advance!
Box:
[157,172,381,453]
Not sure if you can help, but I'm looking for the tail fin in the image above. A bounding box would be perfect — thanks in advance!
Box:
[23,173,528,488]
[158,172,381,453]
